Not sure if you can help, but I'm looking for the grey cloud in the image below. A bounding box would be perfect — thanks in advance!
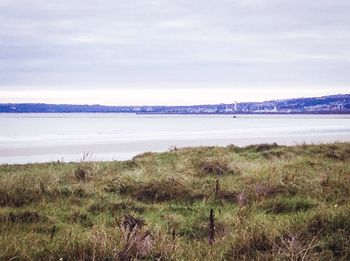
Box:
[0,0,349,90]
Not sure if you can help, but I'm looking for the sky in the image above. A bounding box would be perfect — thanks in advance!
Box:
[0,0,349,105]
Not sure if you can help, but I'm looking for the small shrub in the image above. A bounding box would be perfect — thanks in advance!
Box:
[308,212,350,258]
[0,188,42,207]
[226,232,273,259]
[261,197,315,214]
[245,143,279,152]
[68,211,93,227]
[236,191,249,207]
[326,233,350,258]
[253,182,277,200]
[308,215,326,235]
[135,181,202,202]
[112,177,204,203]
[74,165,95,182]
[226,144,241,152]
[262,149,285,159]
[118,215,153,260]
[327,215,350,235]
[88,200,145,215]
[57,186,88,198]
[73,153,97,182]
[0,211,46,223]
[179,220,207,240]
[323,146,350,161]
[217,190,238,201]
[274,233,318,260]
[309,212,350,236]
[197,158,237,176]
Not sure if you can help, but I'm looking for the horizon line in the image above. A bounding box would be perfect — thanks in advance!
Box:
[0,92,349,107]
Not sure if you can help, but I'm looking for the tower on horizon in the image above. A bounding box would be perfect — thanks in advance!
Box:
[234,101,238,112]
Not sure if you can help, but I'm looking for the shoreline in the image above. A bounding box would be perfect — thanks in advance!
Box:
[1,139,350,165]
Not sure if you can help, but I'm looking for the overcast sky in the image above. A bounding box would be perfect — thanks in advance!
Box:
[0,0,349,105]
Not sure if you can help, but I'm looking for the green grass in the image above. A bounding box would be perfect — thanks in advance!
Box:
[1,142,350,260]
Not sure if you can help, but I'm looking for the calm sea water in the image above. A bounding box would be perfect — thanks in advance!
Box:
[1,113,350,164]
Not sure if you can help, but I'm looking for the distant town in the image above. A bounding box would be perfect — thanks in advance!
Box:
[1,93,349,114]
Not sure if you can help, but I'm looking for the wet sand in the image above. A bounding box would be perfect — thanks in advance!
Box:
[1,134,350,164]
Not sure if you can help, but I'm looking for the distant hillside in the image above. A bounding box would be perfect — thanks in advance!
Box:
[0,103,133,113]
[237,94,350,113]
[0,93,349,114]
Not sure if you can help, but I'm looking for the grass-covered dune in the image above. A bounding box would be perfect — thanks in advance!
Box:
[1,143,350,260]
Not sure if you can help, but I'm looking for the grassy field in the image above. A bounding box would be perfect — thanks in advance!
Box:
[1,143,350,260]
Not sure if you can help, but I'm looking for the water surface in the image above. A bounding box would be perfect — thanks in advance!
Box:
[1,113,350,164]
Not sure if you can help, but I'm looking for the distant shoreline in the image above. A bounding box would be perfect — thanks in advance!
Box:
[1,93,349,113]
[136,111,350,115]
[1,111,349,115]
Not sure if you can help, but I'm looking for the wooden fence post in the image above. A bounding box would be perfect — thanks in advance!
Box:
[215,179,220,198]
[172,228,176,240]
[50,225,56,241]
[208,209,215,244]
